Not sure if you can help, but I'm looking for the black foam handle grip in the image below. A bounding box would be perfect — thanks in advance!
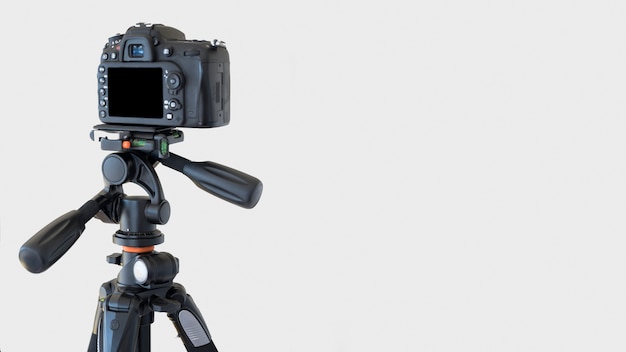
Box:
[160,153,263,209]
[19,200,100,273]
[184,161,263,209]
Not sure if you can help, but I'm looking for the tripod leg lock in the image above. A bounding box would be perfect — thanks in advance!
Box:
[177,309,212,347]
[166,284,216,350]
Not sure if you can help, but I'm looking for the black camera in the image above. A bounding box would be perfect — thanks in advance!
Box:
[97,23,230,128]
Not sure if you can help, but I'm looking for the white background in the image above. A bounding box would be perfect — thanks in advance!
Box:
[1,0,626,351]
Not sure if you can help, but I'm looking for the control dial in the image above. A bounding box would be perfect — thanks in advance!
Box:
[166,72,183,90]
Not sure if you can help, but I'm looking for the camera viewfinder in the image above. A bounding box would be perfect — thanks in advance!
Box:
[129,44,144,58]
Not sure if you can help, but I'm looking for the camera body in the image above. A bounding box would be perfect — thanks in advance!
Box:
[97,23,230,128]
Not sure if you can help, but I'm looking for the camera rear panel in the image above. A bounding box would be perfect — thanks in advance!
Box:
[97,23,230,129]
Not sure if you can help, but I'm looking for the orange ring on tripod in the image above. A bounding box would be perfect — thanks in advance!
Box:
[122,246,155,253]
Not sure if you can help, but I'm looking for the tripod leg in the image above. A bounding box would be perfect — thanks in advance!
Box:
[167,284,218,352]
[88,281,113,352]
[87,320,99,352]
[87,302,102,352]
[97,292,144,352]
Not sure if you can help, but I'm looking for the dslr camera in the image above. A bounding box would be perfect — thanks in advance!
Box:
[97,23,229,128]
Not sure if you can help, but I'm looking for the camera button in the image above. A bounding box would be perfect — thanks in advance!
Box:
[166,113,173,120]
[168,99,181,110]
[166,73,182,90]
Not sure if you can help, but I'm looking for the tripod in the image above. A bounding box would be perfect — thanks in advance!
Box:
[19,125,262,351]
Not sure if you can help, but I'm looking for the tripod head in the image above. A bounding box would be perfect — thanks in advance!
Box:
[19,124,263,273]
